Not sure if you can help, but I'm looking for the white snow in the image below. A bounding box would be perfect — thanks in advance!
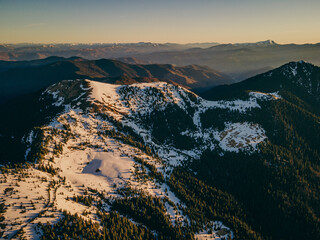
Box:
[25,130,34,144]
[200,97,260,113]
[291,64,298,76]
[55,149,133,193]
[0,168,54,239]
[23,130,35,159]
[218,122,267,152]
[195,221,234,240]
[249,91,281,100]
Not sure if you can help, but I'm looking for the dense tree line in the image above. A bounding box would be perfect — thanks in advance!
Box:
[40,211,154,240]
[0,200,5,237]
[0,89,65,164]
[104,128,153,156]
[72,195,94,207]
[37,164,58,175]
[133,156,164,183]
[169,167,263,240]
[149,104,197,150]
[189,94,320,240]
[112,188,194,239]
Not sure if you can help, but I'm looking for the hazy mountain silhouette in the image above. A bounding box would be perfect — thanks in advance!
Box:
[0,58,232,103]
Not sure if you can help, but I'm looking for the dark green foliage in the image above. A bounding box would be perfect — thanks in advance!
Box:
[39,212,101,240]
[3,187,14,195]
[200,108,251,131]
[0,162,31,174]
[37,164,58,175]
[142,104,196,150]
[202,61,320,113]
[112,188,193,239]
[0,79,90,165]
[133,156,164,182]
[52,142,64,156]
[168,167,263,240]
[0,201,6,237]
[191,96,320,240]
[0,90,63,164]
[72,195,94,207]
[104,128,153,156]
[98,211,155,240]
[39,211,154,240]
[26,128,49,163]
[97,113,155,156]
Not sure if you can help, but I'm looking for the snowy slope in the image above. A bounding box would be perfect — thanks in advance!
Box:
[88,80,279,161]
[0,79,282,239]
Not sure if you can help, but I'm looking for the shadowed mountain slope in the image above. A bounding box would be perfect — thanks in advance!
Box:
[0,58,231,103]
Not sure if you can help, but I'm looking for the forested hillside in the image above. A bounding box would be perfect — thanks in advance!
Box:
[0,61,319,239]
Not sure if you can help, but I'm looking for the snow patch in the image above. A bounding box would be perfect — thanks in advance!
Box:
[218,122,266,152]
[195,221,234,240]
[249,91,281,100]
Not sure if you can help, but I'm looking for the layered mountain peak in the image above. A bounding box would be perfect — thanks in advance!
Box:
[232,39,277,47]
[202,61,320,110]
[272,60,315,78]
[258,39,276,45]
[263,61,320,99]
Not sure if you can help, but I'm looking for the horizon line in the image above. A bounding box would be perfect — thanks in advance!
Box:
[1,40,320,45]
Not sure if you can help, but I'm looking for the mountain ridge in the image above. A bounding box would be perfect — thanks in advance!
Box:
[0,61,320,239]
[201,60,320,112]
[0,58,232,104]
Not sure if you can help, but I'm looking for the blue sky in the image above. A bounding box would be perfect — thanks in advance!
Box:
[1,0,320,43]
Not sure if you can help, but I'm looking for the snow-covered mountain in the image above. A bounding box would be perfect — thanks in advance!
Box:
[0,78,283,239]
[1,62,320,239]
[41,79,278,164]
[233,39,277,47]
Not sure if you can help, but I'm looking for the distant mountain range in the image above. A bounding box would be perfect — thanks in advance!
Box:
[0,56,82,72]
[3,40,320,81]
[0,57,232,104]
[0,42,220,61]
[127,40,320,80]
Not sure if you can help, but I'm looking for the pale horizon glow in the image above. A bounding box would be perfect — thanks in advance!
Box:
[1,0,320,44]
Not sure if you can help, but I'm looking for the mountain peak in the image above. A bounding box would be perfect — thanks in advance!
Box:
[258,39,276,45]
[201,60,320,105]
[277,60,315,78]
[232,39,277,47]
